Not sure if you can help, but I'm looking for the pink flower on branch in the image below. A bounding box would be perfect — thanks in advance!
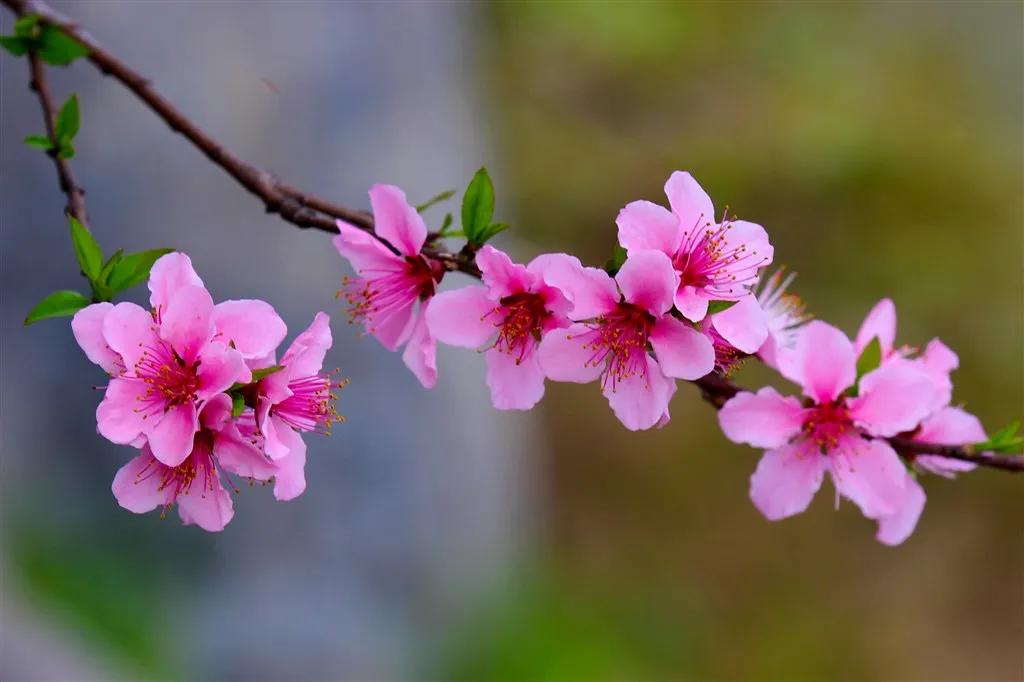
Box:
[718,320,940,545]
[334,184,441,389]
[538,250,715,431]
[616,171,774,353]
[425,246,574,410]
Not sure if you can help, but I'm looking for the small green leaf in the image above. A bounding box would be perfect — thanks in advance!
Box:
[975,421,1024,453]
[36,25,89,66]
[231,392,246,418]
[98,249,124,282]
[461,168,495,244]
[706,299,740,315]
[855,336,882,381]
[23,134,53,150]
[14,14,40,39]
[476,222,510,244]
[68,214,102,282]
[416,189,456,213]
[56,142,75,159]
[24,289,89,325]
[0,36,28,56]
[250,365,285,382]
[604,245,627,275]
[106,248,173,292]
[55,94,79,143]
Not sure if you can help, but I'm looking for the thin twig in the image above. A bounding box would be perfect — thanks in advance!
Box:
[4,0,1020,473]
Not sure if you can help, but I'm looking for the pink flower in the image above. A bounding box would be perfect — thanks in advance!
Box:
[753,268,810,370]
[72,253,286,467]
[538,250,715,430]
[616,171,774,353]
[333,184,441,389]
[111,394,277,532]
[425,246,573,410]
[254,312,343,501]
[718,320,939,544]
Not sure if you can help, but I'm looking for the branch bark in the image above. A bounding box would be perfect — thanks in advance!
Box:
[5,0,1020,474]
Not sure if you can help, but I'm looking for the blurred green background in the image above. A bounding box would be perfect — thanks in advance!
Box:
[3,1,1021,681]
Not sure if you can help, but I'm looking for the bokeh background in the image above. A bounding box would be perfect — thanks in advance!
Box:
[2,1,1021,680]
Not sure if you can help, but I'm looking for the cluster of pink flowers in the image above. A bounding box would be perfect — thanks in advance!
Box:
[335,172,988,545]
[72,253,343,531]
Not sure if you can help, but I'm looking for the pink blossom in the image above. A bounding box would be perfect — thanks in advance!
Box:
[616,171,774,353]
[538,250,715,430]
[72,253,286,467]
[718,320,939,544]
[111,394,276,532]
[425,246,574,410]
[333,184,440,388]
[753,268,810,370]
[254,311,343,501]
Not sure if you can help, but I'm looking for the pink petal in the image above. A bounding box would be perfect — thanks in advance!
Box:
[213,299,287,360]
[649,316,715,380]
[921,338,958,374]
[485,348,546,410]
[262,413,293,460]
[148,252,203,313]
[146,402,199,467]
[616,200,682,255]
[719,387,804,448]
[615,250,679,316]
[368,184,427,256]
[102,302,158,371]
[674,285,709,322]
[272,424,308,501]
[176,474,233,532]
[111,451,174,514]
[855,298,897,356]
[778,321,856,403]
[711,294,769,354]
[214,426,276,481]
[875,475,925,546]
[368,298,416,352]
[333,222,404,274]
[199,393,233,432]
[849,364,936,437]
[915,455,977,478]
[477,245,533,298]
[829,437,906,519]
[72,302,120,373]
[541,259,618,321]
[96,378,147,445]
[424,286,496,349]
[280,312,333,379]
[915,406,986,445]
[749,442,827,520]
[158,284,215,363]
[196,343,249,400]
[664,171,715,234]
[401,308,437,389]
[602,355,676,431]
[537,324,604,383]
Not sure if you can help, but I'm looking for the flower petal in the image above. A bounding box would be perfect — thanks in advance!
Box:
[96,378,147,445]
[280,312,333,379]
[424,286,496,349]
[159,284,215,363]
[333,222,404,273]
[602,355,676,431]
[401,308,437,389]
[148,252,203,313]
[615,250,679,316]
[146,402,199,467]
[176,470,233,532]
[541,259,618,321]
[830,437,905,519]
[272,424,308,501]
[537,324,604,383]
[674,285,710,322]
[214,426,276,481]
[485,348,546,410]
[849,364,936,437]
[72,303,121,373]
[616,200,682,256]
[875,475,925,546]
[213,299,287,360]
[855,298,897,356]
[102,302,158,371]
[749,442,827,520]
[916,406,986,446]
[196,343,249,400]
[111,451,173,514]
[650,315,715,380]
[368,184,427,256]
[719,387,804,448]
[664,171,715,233]
[477,245,533,298]
[711,294,769,355]
[777,320,856,403]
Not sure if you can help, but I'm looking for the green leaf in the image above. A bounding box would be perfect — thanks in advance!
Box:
[98,249,124,282]
[56,142,75,159]
[36,25,89,66]
[477,222,510,244]
[0,36,28,56]
[855,336,882,381]
[416,189,456,213]
[231,392,246,418]
[106,248,173,292]
[68,215,102,282]
[14,14,40,39]
[604,245,627,275]
[23,134,53,150]
[55,94,79,143]
[706,299,740,315]
[250,365,285,382]
[24,290,89,325]
[975,421,1024,453]
[461,168,495,244]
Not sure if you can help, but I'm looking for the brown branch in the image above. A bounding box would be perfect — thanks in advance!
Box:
[4,0,1020,474]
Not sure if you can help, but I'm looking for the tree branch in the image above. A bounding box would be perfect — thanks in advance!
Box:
[5,0,1020,474]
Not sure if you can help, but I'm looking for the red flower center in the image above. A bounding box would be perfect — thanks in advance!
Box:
[488,292,550,362]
